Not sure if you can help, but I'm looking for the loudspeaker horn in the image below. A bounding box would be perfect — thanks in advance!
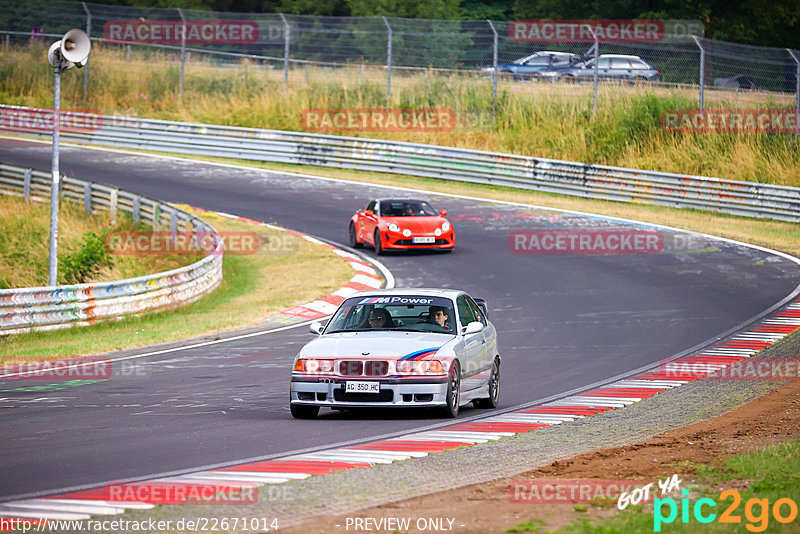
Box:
[60,29,91,68]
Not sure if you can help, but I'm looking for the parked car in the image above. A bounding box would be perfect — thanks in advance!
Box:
[289,288,500,419]
[714,74,756,90]
[483,51,581,80]
[536,54,660,83]
[349,198,455,254]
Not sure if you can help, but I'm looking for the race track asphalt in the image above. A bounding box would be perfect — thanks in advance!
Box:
[1,138,798,499]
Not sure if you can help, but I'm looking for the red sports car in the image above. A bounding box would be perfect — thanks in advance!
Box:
[349,199,455,254]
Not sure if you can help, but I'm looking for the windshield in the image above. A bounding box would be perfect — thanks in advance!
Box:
[379,200,437,217]
[326,295,456,334]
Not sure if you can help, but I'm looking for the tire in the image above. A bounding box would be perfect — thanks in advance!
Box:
[473,357,500,409]
[440,360,461,418]
[633,76,647,84]
[374,230,384,255]
[290,404,319,419]
[349,223,363,248]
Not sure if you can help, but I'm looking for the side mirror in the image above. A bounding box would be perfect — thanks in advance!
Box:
[309,321,323,335]
[365,209,374,217]
[463,321,484,335]
[474,298,489,319]
[440,209,447,217]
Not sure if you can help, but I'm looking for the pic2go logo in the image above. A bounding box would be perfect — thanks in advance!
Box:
[654,489,798,532]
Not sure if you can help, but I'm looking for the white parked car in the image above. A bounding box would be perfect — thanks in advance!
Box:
[290,289,500,419]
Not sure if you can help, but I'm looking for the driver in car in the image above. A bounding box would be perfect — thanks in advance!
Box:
[428,305,450,330]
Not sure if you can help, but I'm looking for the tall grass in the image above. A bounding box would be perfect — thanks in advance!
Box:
[1,43,798,186]
[0,195,198,288]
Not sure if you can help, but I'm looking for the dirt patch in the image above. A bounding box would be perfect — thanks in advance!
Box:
[280,379,800,534]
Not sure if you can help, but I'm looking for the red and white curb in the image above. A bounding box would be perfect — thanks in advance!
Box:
[279,235,384,320]
[3,299,798,527]
[193,209,387,320]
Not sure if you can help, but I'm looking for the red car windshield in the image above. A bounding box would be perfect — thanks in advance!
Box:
[379,200,436,217]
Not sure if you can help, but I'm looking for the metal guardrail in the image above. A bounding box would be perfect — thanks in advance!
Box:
[0,161,223,335]
[1,105,799,222]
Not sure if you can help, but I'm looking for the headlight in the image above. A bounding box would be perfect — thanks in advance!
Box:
[434,228,442,237]
[442,221,451,232]
[402,229,412,237]
[294,359,333,372]
[395,360,446,375]
[388,223,400,232]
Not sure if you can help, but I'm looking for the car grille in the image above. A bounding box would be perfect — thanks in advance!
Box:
[339,360,388,376]
[395,239,449,245]
[334,389,394,402]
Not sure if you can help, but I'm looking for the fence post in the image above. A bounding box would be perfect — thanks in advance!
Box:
[178,8,186,98]
[383,16,392,106]
[787,49,799,140]
[4,33,8,52]
[487,20,498,110]
[280,13,290,89]
[583,25,599,116]
[692,35,705,110]
[81,2,91,99]
[23,168,31,201]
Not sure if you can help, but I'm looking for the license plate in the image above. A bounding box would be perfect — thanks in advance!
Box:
[412,236,435,244]
[345,381,380,394]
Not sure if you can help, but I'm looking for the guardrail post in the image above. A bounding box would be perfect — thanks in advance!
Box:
[133,196,141,225]
[23,168,31,201]
[153,202,160,230]
[83,182,92,214]
[82,2,91,99]
[177,8,186,99]
[5,33,9,51]
[110,188,118,225]
[787,48,799,140]
[487,20,498,110]
[280,13,290,89]
[383,16,393,106]
[126,45,131,62]
[693,35,705,110]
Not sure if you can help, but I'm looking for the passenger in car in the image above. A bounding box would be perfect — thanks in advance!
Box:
[367,307,393,328]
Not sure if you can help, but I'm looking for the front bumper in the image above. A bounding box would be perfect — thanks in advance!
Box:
[290,377,449,408]
[381,232,455,251]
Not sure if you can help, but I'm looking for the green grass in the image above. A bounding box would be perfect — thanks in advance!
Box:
[1,208,355,363]
[507,518,547,533]
[1,43,799,187]
[557,440,800,533]
[0,194,200,288]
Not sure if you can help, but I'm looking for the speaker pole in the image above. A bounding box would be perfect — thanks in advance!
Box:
[48,62,62,286]
[46,29,90,286]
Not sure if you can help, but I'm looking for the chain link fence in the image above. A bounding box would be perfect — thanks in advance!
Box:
[0,1,798,115]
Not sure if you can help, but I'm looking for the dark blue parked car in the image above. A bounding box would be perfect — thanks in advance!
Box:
[483,51,581,81]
